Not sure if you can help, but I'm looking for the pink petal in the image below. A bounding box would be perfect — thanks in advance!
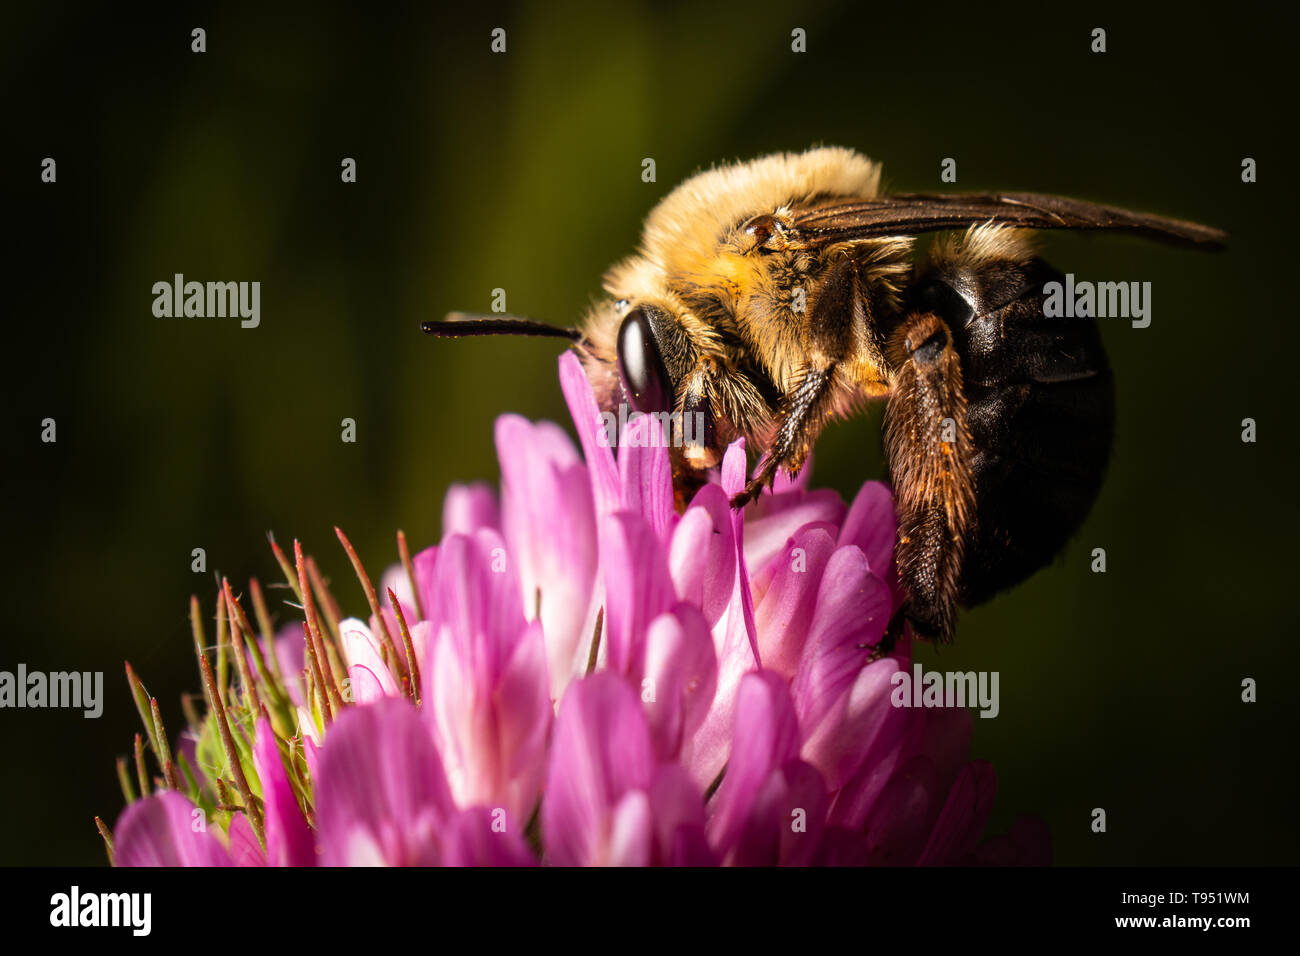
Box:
[706,671,802,857]
[543,672,654,866]
[347,664,393,706]
[666,823,717,865]
[407,620,431,679]
[837,480,899,589]
[602,512,676,678]
[496,412,599,698]
[226,813,265,866]
[490,620,551,817]
[814,826,872,866]
[297,706,322,749]
[862,754,943,865]
[424,610,550,822]
[826,686,915,829]
[720,441,761,669]
[667,483,736,629]
[253,717,316,866]
[440,807,538,866]
[918,705,975,796]
[729,759,828,867]
[641,604,718,760]
[648,764,715,866]
[314,698,454,866]
[791,546,892,737]
[412,545,439,626]
[790,547,896,793]
[558,351,621,521]
[378,563,418,623]
[371,562,418,658]
[682,618,753,792]
[340,618,400,704]
[114,792,233,867]
[302,728,321,780]
[771,451,814,493]
[798,658,900,793]
[618,413,677,542]
[744,489,847,580]
[752,523,837,677]
[259,627,307,708]
[424,628,483,800]
[682,456,769,789]
[917,761,997,866]
[606,790,654,866]
[442,482,500,536]
[424,529,526,690]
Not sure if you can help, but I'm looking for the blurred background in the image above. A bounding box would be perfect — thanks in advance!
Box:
[3,1,1295,865]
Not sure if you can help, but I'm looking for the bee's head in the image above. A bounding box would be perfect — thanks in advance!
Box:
[422,296,719,470]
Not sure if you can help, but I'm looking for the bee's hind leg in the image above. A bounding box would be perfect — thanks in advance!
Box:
[883,311,977,643]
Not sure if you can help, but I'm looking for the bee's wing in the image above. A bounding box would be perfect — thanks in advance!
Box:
[790,193,1226,248]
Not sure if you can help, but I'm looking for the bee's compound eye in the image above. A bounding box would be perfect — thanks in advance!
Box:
[912,278,975,327]
[616,306,673,414]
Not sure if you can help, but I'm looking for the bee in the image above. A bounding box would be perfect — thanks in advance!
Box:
[423,147,1224,644]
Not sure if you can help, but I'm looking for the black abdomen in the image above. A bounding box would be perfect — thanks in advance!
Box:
[960,368,1115,605]
[922,257,1117,607]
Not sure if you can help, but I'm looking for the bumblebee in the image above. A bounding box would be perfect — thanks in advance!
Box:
[424,147,1224,643]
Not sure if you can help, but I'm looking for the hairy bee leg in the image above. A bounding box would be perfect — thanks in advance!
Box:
[731,364,835,506]
[884,312,976,642]
[729,255,872,509]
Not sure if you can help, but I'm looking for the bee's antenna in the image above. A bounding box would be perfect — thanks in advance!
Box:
[422,312,582,342]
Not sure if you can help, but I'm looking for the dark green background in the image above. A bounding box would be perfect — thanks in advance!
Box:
[3,2,1296,865]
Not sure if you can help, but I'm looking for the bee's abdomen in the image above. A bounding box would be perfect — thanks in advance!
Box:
[903,248,1118,610]
[959,369,1115,606]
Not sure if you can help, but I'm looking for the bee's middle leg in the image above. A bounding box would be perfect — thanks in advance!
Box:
[730,364,836,506]
[728,256,868,508]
